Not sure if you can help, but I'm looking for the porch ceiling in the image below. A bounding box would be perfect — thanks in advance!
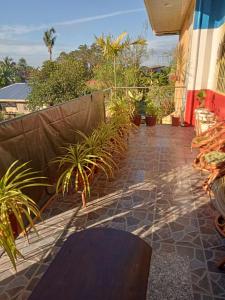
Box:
[144,0,192,35]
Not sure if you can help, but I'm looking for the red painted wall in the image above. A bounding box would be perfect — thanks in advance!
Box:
[185,89,225,125]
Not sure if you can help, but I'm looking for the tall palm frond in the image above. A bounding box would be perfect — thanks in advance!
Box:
[96,32,146,88]
[43,27,56,60]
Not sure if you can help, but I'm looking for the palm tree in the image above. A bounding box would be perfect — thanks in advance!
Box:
[1,56,15,68]
[0,57,16,87]
[43,27,56,61]
[96,32,146,89]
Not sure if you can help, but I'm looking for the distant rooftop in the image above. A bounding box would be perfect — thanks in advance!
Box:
[149,65,166,69]
[0,83,30,100]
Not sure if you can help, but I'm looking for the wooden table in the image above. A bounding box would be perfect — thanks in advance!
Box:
[29,228,152,300]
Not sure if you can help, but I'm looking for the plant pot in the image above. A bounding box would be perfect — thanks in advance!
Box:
[9,213,19,237]
[145,115,157,126]
[215,215,225,238]
[132,114,141,126]
[171,116,180,126]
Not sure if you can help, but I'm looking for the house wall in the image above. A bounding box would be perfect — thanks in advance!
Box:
[184,0,225,125]
[0,100,29,115]
[16,103,29,114]
[178,0,195,86]
[174,0,195,114]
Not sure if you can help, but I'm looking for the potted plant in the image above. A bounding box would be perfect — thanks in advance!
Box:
[195,90,216,134]
[128,90,143,126]
[0,161,49,269]
[171,114,180,126]
[76,127,118,175]
[56,144,101,207]
[145,99,158,126]
[55,107,134,207]
[55,138,116,207]
[197,89,207,108]
[108,96,133,127]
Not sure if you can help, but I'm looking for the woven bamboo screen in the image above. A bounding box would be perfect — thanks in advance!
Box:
[217,38,225,94]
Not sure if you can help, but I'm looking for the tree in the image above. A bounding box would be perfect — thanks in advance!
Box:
[139,66,172,87]
[58,43,103,79]
[95,32,146,88]
[120,35,148,68]
[17,58,28,82]
[0,57,17,87]
[0,56,34,87]
[28,58,87,110]
[1,56,16,68]
[17,57,27,69]
[43,27,57,60]
[92,62,140,90]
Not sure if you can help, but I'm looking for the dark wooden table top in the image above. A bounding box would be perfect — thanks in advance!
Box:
[29,228,152,300]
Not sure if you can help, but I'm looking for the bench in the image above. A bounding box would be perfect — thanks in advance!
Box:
[29,228,152,300]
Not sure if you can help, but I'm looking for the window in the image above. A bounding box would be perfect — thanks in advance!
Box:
[217,37,225,93]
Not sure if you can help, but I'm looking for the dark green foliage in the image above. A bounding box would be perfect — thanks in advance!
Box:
[0,57,34,88]
[139,66,172,87]
[28,58,88,110]
[58,43,103,80]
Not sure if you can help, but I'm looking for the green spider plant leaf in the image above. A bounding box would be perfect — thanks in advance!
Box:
[0,160,49,270]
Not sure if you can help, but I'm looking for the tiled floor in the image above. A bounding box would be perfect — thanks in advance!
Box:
[0,125,225,300]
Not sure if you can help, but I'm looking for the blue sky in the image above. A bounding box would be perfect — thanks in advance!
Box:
[0,0,178,66]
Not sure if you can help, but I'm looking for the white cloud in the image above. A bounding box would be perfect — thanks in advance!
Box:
[0,8,144,39]
[143,36,178,66]
[0,40,44,55]
[148,35,178,51]
[0,8,178,67]
[0,8,145,65]
[0,39,72,66]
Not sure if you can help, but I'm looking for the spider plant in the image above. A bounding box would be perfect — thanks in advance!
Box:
[55,143,111,207]
[55,108,134,207]
[97,121,128,157]
[110,113,134,136]
[0,223,22,270]
[76,128,117,177]
[108,96,133,119]
[0,160,49,269]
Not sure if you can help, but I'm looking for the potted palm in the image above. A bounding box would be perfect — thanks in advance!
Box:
[145,100,158,126]
[0,161,49,269]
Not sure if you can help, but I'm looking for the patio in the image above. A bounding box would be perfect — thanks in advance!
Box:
[0,125,225,300]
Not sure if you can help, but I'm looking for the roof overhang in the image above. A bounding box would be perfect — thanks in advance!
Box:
[144,0,192,36]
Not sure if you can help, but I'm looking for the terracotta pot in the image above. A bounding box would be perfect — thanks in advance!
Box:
[181,122,190,127]
[9,213,19,237]
[145,115,157,126]
[171,116,180,126]
[132,114,141,126]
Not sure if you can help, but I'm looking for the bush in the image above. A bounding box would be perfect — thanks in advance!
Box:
[147,85,175,120]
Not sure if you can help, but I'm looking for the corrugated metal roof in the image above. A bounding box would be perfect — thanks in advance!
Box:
[0,83,31,100]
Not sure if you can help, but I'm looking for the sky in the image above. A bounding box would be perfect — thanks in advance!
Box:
[0,0,178,67]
